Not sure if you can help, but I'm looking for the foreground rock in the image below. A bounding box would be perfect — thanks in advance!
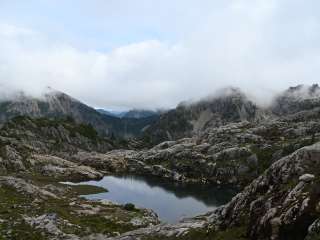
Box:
[214,142,320,240]
[107,218,208,240]
[0,176,159,239]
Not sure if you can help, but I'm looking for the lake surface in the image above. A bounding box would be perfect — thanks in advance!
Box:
[69,175,236,223]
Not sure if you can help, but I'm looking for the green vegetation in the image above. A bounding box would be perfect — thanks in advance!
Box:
[0,179,154,239]
[140,226,248,240]
[210,226,247,240]
[74,123,98,140]
[0,186,45,239]
[250,145,279,173]
[8,116,99,141]
[0,222,46,240]
[68,184,107,195]
[123,203,136,211]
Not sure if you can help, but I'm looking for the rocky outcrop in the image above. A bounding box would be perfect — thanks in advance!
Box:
[71,150,133,174]
[272,84,320,115]
[0,176,58,199]
[107,217,209,240]
[29,154,103,181]
[0,116,115,181]
[96,117,319,187]
[210,143,320,240]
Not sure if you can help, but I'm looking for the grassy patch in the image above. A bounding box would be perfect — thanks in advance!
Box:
[211,226,247,240]
[250,145,279,173]
[69,184,107,195]
[0,186,46,239]
[0,178,152,238]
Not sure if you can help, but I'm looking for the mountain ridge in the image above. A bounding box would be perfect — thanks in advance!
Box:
[0,90,158,139]
[97,108,159,119]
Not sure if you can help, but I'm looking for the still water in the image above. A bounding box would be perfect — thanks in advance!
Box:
[72,175,236,223]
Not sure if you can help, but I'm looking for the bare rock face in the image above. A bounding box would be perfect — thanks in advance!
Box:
[142,87,270,145]
[272,84,320,115]
[29,154,103,181]
[24,213,79,240]
[0,116,112,182]
[0,176,58,199]
[106,116,320,187]
[106,218,208,240]
[71,150,133,173]
[212,143,320,240]
[0,145,26,172]
[299,173,315,183]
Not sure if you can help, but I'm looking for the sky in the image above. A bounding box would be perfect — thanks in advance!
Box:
[0,0,320,110]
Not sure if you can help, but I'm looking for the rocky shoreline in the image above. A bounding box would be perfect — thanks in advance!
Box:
[106,143,320,240]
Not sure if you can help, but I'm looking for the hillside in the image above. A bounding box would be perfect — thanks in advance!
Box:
[122,109,159,119]
[141,85,320,146]
[0,91,158,139]
[142,88,270,145]
[98,109,159,119]
[0,116,160,239]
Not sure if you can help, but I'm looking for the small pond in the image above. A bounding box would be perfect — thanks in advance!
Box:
[65,175,236,223]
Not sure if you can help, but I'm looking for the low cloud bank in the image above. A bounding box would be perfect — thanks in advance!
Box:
[0,1,320,109]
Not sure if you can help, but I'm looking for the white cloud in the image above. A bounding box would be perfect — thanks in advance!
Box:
[0,23,35,37]
[0,0,320,109]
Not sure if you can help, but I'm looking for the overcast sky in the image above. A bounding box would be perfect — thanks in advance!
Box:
[0,0,319,110]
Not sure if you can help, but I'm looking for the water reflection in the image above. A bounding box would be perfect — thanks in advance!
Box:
[77,175,237,223]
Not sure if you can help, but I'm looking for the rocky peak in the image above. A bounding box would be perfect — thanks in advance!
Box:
[272,84,320,115]
[0,90,159,139]
[142,87,268,146]
[281,84,320,100]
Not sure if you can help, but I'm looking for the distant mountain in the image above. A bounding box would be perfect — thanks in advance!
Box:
[0,90,158,138]
[141,84,320,146]
[122,110,159,119]
[271,84,320,115]
[98,109,159,119]
[4,85,319,145]
[142,87,269,145]
[96,109,125,118]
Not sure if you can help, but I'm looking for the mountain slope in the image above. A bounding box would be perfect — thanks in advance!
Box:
[0,91,158,138]
[142,88,270,145]
[96,109,125,118]
[122,109,159,119]
[141,84,320,146]
[98,108,159,119]
[272,84,320,115]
